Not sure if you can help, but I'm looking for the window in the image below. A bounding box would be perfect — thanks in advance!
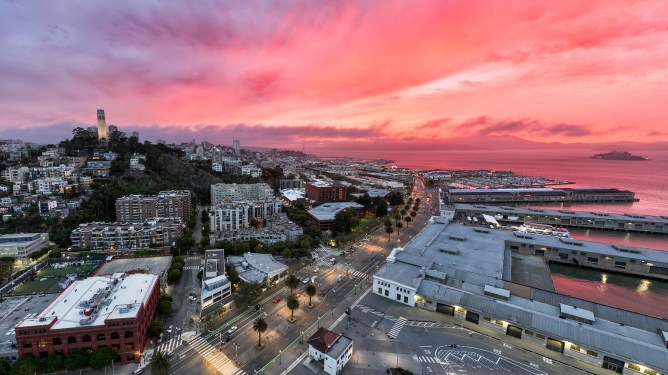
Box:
[377,288,382,294]
[587,257,598,264]
[111,332,120,340]
[644,369,658,375]
[536,334,545,340]
[384,290,388,296]
[125,331,133,339]
[39,339,47,348]
[68,337,77,344]
[82,335,91,343]
[614,261,626,269]
[628,364,641,371]
[403,296,408,303]
[524,330,534,336]
[456,307,465,313]
[483,316,492,322]
[585,350,597,357]
[125,343,134,350]
[112,344,120,351]
[396,294,401,301]
[97,334,106,341]
[22,341,32,348]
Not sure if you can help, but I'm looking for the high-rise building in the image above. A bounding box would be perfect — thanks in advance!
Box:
[233,140,240,156]
[115,190,191,223]
[96,109,107,140]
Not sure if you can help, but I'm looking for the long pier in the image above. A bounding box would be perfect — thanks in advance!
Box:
[454,203,668,235]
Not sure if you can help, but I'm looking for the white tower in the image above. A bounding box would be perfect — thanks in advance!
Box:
[97,109,108,140]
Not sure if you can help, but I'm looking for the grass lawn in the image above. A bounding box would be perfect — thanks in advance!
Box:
[38,264,96,277]
[11,278,60,294]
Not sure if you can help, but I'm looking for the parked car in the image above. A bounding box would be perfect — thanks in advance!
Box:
[273,297,281,303]
[167,325,173,334]
[303,277,310,284]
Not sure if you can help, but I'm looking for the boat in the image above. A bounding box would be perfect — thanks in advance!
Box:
[518,222,571,238]
[591,151,647,160]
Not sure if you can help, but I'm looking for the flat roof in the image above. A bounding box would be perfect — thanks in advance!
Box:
[281,189,305,201]
[307,202,364,221]
[243,253,287,275]
[19,273,158,330]
[560,303,595,322]
[96,256,172,277]
[455,203,668,224]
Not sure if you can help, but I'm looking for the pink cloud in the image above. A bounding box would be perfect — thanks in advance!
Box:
[0,0,667,145]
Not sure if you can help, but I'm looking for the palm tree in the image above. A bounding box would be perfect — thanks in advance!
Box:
[287,295,300,321]
[305,283,317,307]
[416,198,421,204]
[404,216,412,227]
[285,274,300,296]
[150,350,170,375]
[252,317,268,347]
[395,221,403,235]
[410,210,417,219]
[385,225,394,241]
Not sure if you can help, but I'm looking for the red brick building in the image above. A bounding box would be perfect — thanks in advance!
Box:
[16,273,160,364]
[305,181,347,204]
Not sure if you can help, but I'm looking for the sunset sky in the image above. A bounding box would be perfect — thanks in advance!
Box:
[1,0,667,152]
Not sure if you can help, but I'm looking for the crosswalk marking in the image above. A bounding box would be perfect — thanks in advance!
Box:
[317,259,334,267]
[156,337,182,354]
[187,336,244,374]
[388,317,407,339]
[350,270,367,279]
[418,356,438,363]
[183,266,201,270]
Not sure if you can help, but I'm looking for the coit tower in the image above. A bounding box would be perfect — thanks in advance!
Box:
[97,109,108,140]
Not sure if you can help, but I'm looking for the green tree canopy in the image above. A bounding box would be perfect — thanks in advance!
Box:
[90,347,116,371]
[386,191,404,207]
[147,321,165,339]
[332,208,361,237]
[305,283,317,307]
[287,295,299,320]
[64,349,90,371]
[150,350,171,375]
[41,354,64,373]
[252,317,268,347]
[9,356,37,375]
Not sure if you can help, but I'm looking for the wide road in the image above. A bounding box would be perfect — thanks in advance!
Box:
[163,174,435,374]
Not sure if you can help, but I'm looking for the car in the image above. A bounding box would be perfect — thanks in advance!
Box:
[226,326,238,334]
[273,297,281,303]
[329,257,336,264]
[167,325,173,333]
[313,267,319,273]
[222,334,232,344]
[254,304,261,311]
[303,277,310,284]
[188,295,197,302]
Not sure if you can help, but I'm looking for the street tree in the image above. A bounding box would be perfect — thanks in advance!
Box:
[285,274,300,296]
[395,221,403,235]
[305,283,317,307]
[287,295,299,321]
[410,211,417,219]
[385,191,404,207]
[404,216,412,227]
[64,348,90,371]
[41,354,64,373]
[150,350,171,375]
[385,226,394,241]
[9,356,37,375]
[90,347,116,371]
[252,318,268,347]
[147,321,164,339]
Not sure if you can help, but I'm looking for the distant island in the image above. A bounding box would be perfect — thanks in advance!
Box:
[591,150,647,160]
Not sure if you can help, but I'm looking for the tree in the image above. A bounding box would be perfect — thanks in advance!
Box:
[147,321,165,339]
[64,349,89,371]
[395,221,403,235]
[252,317,268,347]
[157,298,172,315]
[375,202,388,217]
[150,350,171,375]
[287,295,299,320]
[410,210,417,219]
[305,283,317,307]
[90,347,116,371]
[9,356,37,375]
[168,268,182,283]
[285,274,300,296]
[385,226,394,241]
[41,354,64,373]
[404,216,412,227]
[0,359,10,375]
[386,191,404,207]
[332,208,361,236]
[234,281,263,307]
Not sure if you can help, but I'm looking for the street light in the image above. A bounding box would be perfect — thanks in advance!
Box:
[279,349,282,365]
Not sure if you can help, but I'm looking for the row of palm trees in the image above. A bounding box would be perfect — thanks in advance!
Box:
[385,197,421,241]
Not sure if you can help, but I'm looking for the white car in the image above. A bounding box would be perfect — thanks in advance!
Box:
[226,326,238,334]
[303,277,310,284]
[166,325,173,334]
[189,295,197,302]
